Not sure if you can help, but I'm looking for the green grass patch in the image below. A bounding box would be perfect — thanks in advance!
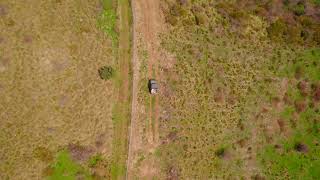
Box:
[314,0,320,5]
[88,154,103,168]
[102,0,114,10]
[280,49,320,82]
[261,102,320,179]
[48,150,92,180]
[260,53,320,179]
[280,106,295,120]
[259,129,320,179]
[98,0,118,46]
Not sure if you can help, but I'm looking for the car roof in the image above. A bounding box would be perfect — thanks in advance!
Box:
[151,82,158,89]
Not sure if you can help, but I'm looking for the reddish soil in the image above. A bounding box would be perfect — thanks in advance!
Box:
[127,0,163,179]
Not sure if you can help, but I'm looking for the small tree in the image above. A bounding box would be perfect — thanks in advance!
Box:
[98,66,114,80]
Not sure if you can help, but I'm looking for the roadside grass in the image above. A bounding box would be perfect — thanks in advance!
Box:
[110,101,131,179]
[137,46,151,143]
[109,0,132,179]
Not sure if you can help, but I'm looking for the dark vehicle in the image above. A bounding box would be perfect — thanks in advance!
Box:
[148,79,158,94]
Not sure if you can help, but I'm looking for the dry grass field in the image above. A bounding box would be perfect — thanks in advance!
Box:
[1,0,319,179]
[0,0,117,179]
[157,0,320,179]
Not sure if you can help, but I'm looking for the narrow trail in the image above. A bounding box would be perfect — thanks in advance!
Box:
[126,0,139,178]
[126,0,162,179]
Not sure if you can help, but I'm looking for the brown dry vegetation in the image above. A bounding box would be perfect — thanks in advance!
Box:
[0,0,115,178]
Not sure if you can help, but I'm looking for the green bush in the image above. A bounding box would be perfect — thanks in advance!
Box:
[215,147,226,158]
[292,2,305,16]
[99,66,115,80]
[88,154,103,167]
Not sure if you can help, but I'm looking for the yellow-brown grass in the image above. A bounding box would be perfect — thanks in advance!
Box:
[0,0,115,178]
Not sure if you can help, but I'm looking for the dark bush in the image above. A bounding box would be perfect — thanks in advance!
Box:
[294,142,308,153]
[292,2,305,16]
[215,147,226,158]
[98,66,114,80]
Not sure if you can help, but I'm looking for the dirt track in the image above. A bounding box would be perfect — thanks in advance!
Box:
[127,0,162,179]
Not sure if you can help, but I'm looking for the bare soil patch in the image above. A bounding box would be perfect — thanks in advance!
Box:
[0,4,8,16]
[68,143,95,162]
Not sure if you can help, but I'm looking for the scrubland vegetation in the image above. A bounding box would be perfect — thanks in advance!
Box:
[158,0,320,179]
[1,0,318,179]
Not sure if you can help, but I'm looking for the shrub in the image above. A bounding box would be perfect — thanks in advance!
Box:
[194,12,207,25]
[33,146,53,163]
[298,16,314,28]
[170,4,187,17]
[88,154,103,167]
[286,25,303,44]
[313,27,320,45]
[267,19,287,42]
[99,66,115,80]
[215,147,226,158]
[292,2,305,16]
[166,14,178,26]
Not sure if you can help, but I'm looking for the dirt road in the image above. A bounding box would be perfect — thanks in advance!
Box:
[127,0,162,179]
